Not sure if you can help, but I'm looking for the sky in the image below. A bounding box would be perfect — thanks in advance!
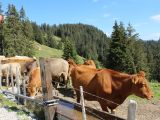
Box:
[1,0,160,40]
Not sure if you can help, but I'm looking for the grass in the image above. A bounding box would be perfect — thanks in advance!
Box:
[34,42,63,58]
[150,82,160,100]
[34,41,85,63]
[0,92,36,119]
[0,94,17,107]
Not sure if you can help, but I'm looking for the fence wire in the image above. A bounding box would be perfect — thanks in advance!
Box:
[51,80,121,106]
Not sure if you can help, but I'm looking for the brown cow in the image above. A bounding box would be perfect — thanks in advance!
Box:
[27,67,41,98]
[27,58,69,97]
[83,59,96,68]
[20,60,38,76]
[68,60,153,113]
[68,59,96,68]
[67,59,96,87]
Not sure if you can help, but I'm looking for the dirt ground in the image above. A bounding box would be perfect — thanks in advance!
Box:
[57,87,160,120]
[116,99,160,120]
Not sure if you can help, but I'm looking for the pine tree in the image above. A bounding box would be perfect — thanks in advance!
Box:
[126,23,137,73]
[145,40,160,81]
[32,22,44,44]
[3,4,34,56]
[20,6,35,56]
[107,21,132,72]
[154,41,160,81]
[3,4,21,56]
[19,6,26,21]
[62,37,78,61]
[126,24,149,74]
[21,20,35,56]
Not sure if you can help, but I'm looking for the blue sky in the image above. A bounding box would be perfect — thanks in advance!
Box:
[1,0,160,40]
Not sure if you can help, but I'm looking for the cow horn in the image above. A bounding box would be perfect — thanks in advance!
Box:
[132,76,139,84]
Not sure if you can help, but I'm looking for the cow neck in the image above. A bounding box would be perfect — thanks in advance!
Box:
[69,63,77,77]
[111,75,134,104]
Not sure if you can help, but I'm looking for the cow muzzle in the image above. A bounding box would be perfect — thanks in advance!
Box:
[147,94,153,100]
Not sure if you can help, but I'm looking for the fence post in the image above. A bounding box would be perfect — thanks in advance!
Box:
[16,66,20,94]
[22,73,27,105]
[127,100,137,120]
[80,86,86,120]
[10,66,14,93]
[16,66,21,103]
[39,58,57,120]
[6,67,9,88]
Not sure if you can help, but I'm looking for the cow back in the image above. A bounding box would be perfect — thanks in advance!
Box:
[46,58,69,78]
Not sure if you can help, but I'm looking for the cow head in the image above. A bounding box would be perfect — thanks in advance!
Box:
[26,85,36,98]
[23,59,38,76]
[131,71,153,100]
[83,59,96,69]
[67,59,77,76]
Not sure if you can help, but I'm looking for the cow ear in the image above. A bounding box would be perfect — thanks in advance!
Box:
[138,71,145,77]
[132,76,139,84]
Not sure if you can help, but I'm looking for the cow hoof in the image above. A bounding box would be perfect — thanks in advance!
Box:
[111,109,116,114]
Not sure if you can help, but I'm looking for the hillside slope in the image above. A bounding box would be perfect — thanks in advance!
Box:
[34,42,63,58]
[34,42,84,63]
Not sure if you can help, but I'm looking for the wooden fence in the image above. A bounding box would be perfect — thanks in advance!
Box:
[0,57,137,120]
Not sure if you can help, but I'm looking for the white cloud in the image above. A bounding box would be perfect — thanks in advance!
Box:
[93,0,99,2]
[103,13,110,18]
[151,14,160,22]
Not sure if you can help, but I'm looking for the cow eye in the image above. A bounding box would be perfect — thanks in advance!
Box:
[139,83,146,87]
[142,83,146,87]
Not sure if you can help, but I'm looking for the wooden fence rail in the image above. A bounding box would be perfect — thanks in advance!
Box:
[2,90,42,104]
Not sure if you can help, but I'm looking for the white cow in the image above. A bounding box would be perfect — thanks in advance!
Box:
[0,62,21,86]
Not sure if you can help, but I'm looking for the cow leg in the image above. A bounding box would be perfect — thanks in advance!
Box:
[76,90,80,103]
[56,83,60,88]
[61,72,68,87]
[111,109,116,114]
[99,102,109,112]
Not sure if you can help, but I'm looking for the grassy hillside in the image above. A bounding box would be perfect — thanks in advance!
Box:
[34,42,63,58]
[34,42,84,64]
